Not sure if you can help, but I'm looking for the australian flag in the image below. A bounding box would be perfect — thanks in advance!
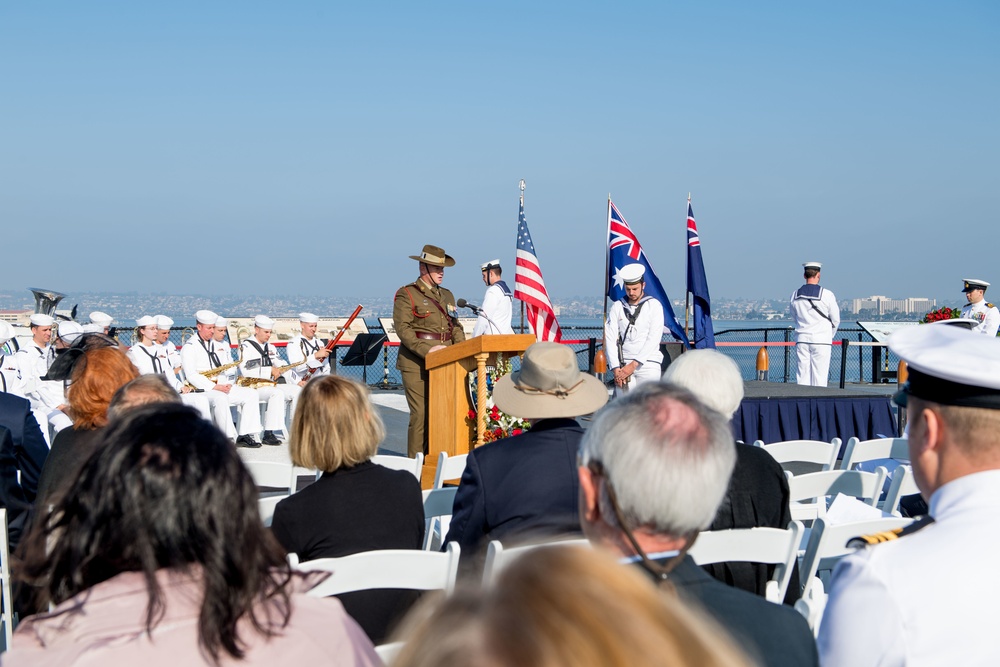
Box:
[686,198,716,348]
[607,199,687,343]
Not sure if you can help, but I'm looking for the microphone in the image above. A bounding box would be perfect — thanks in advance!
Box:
[457,298,481,314]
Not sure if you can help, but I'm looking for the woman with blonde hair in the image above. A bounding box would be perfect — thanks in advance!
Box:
[270,375,424,644]
[391,544,752,667]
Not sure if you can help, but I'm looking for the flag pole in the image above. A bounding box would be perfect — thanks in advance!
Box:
[684,193,691,343]
[519,179,526,334]
[593,195,612,376]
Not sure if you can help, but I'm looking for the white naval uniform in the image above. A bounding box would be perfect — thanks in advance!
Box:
[604,296,665,396]
[0,353,26,397]
[15,343,71,443]
[961,300,1000,337]
[284,334,330,384]
[472,281,514,337]
[180,335,261,438]
[818,470,1000,667]
[127,342,213,421]
[239,338,298,433]
[790,284,841,387]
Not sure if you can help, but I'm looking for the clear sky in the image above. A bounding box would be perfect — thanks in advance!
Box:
[2,2,997,308]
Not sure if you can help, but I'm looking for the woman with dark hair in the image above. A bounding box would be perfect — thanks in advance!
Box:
[35,345,139,507]
[270,375,425,644]
[9,404,379,666]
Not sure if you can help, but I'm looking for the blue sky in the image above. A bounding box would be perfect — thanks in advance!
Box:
[2,2,997,307]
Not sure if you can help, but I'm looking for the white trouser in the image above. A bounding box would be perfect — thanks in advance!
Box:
[613,361,662,397]
[796,343,832,387]
[205,385,263,436]
[257,385,291,432]
[204,390,238,438]
[180,392,213,422]
[30,408,72,447]
[278,383,302,430]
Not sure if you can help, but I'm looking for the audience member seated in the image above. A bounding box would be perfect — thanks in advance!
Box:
[444,342,608,552]
[107,374,183,418]
[0,390,48,551]
[663,349,799,603]
[9,404,379,666]
[34,346,139,507]
[578,382,818,667]
[270,376,424,644]
[391,543,750,667]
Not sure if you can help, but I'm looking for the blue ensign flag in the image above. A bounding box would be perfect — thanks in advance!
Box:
[607,200,687,344]
[686,198,716,348]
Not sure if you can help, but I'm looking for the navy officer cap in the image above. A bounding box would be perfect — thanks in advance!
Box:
[961,278,990,293]
[889,324,1000,409]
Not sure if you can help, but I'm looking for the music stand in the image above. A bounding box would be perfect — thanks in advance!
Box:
[342,333,388,386]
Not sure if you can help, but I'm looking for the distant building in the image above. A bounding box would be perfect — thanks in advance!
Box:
[0,309,31,325]
[850,296,936,315]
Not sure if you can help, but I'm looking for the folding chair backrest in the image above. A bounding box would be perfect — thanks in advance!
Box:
[840,437,910,470]
[372,453,424,480]
[881,465,921,516]
[293,542,461,598]
[422,487,458,551]
[258,494,289,528]
[788,468,888,506]
[0,509,11,650]
[482,538,591,586]
[799,516,912,599]
[761,439,840,472]
[432,452,468,489]
[688,521,804,603]
[243,461,296,494]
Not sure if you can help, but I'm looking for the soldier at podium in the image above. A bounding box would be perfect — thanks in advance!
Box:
[393,244,466,458]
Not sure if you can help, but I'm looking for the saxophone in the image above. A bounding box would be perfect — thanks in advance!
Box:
[235,358,307,388]
[200,349,243,382]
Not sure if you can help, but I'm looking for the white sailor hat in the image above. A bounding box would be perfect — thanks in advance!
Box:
[30,314,55,327]
[620,263,646,284]
[254,315,274,330]
[81,323,104,334]
[481,259,501,271]
[299,312,319,324]
[195,310,218,325]
[0,321,13,344]
[136,316,156,327]
[89,311,114,326]
[803,261,823,270]
[889,324,1000,409]
[961,278,990,292]
[57,321,84,344]
[155,315,174,330]
[215,316,228,328]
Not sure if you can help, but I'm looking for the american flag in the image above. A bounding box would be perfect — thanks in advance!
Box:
[514,200,562,342]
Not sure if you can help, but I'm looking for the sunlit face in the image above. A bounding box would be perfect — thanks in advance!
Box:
[301,322,318,338]
[966,288,984,305]
[32,325,53,346]
[255,326,272,343]
[421,262,445,286]
[156,328,171,344]
[624,281,645,304]
[140,325,158,344]
[196,322,215,341]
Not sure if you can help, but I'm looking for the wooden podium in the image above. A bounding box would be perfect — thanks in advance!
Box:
[422,334,535,488]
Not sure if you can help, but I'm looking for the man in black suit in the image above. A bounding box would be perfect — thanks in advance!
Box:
[578,382,817,667]
[0,391,50,548]
[444,342,608,553]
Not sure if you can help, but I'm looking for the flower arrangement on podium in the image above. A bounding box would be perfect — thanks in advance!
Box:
[466,354,531,445]
[922,306,961,323]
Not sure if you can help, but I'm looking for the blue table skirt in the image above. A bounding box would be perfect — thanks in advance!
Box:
[733,395,898,446]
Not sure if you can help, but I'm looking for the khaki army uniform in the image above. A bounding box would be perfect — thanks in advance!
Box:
[393,278,466,457]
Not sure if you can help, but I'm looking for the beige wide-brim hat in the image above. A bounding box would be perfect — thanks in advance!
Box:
[409,244,456,267]
[493,342,609,420]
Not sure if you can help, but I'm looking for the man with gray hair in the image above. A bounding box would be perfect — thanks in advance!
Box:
[578,382,817,667]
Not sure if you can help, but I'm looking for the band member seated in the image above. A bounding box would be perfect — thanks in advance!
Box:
[15,314,72,444]
[284,312,331,386]
[127,316,213,422]
[239,315,297,446]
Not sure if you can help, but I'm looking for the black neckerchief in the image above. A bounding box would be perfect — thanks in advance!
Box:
[199,336,221,368]
[136,344,162,373]
[244,339,272,366]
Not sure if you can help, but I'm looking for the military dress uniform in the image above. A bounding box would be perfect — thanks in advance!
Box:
[604,265,665,396]
[127,329,213,422]
[15,315,71,443]
[239,317,297,439]
[960,279,1000,336]
[0,322,26,396]
[472,260,514,337]
[285,313,330,384]
[790,262,840,387]
[393,245,466,458]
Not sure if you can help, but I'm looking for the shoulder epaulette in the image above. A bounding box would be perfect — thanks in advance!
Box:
[846,515,935,549]
[987,303,995,309]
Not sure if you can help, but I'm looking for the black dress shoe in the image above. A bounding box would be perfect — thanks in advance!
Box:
[262,431,281,446]
[236,435,262,448]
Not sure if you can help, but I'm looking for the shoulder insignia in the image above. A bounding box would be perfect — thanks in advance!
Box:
[987,303,995,309]
[846,515,935,549]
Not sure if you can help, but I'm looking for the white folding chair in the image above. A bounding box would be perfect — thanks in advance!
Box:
[688,521,804,604]
[258,494,289,528]
[422,487,458,551]
[290,542,461,597]
[787,468,888,522]
[243,460,296,495]
[759,439,840,473]
[839,437,910,470]
[881,465,920,516]
[372,453,424,481]
[796,516,913,632]
[432,452,468,489]
[0,509,13,650]
[481,538,592,586]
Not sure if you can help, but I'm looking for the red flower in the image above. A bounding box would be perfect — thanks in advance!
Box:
[490,406,500,419]
[512,428,522,436]
[467,409,477,420]
[493,428,503,437]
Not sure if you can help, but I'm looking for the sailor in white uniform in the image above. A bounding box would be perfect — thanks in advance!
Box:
[472,259,514,336]
[959,278,1000,336]
[0,322,26,396]
[790,261,840,387]
[818,324,1000,666]
[89,311,114,334]
[180,310,262,447]
[15,314,72,443]
[238,315,295,445]
[128,316,212,421]
[153,316,186,385]
[604,263,665,396]
[284,312,331,386]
